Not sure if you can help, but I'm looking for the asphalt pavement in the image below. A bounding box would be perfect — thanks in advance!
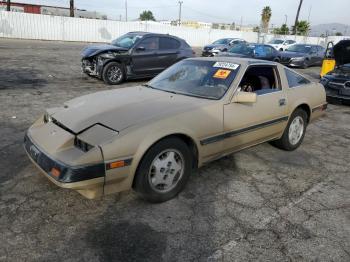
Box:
[0,39,349,262]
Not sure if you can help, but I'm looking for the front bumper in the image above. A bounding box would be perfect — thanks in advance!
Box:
[280,58,305,67]
[324,85,350,104]
[24,133,105,184]
[202,50,219,57]
[81,57,105,77]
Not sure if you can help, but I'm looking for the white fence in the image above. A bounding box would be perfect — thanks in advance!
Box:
[0,11,348,47]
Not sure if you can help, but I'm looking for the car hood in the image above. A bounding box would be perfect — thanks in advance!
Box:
[325,64,350,79]
[81,44,129,58]
[51,86,210,134]
[333,40,350,66]
[270,44,281,47]
[204,44,227,50]
[218,52,250,58]
[279,51,306,58]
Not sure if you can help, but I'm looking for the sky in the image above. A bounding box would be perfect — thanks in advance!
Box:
[12,0,350,26]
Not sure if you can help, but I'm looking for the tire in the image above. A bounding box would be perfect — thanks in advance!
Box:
[133,137,193,203]
[274,58,280,63]
[279,48,284,51]
[301,59,309,69]
[102,62,125,85]
[271,109,308,151]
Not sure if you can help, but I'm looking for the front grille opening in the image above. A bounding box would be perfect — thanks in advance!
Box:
[74,137,94,152]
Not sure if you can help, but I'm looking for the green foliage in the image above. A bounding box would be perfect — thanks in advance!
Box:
[335,32,343,36]
[291,20,310,35]
[253,26,260,33]
[273,24,289,35]
[261,6,272,33]
[139,10,156,21]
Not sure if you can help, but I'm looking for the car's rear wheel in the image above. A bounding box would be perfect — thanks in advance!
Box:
[133,137,192,203]
[102,62,125,85]
[271,109,307,151]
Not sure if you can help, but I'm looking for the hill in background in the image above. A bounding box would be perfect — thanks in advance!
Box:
[310,23,350,37]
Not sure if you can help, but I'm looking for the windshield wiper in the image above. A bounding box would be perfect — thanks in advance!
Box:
[142,84,156,89]
[142,84,178,94]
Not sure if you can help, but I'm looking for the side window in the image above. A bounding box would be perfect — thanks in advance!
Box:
[263,46,273,55]
[159,37,180,50]
[284,69,310,88]
[138,37,159,50]
[254,46,267,57]
[239,66,280,95]
[311,46,318,53]
[318,46,325,53]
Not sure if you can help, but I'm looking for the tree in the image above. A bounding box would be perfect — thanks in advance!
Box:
[291,20,310,36]
[293,0,303,35]
[279,24,290,35]
[273,24,289,35]
[261,6,272,33]
[139,10,156,21]
[253,26,260,33]
[335,32,343,36]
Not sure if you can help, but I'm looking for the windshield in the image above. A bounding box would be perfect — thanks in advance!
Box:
[147,60,240,100]
[269,39,284,44]
[111,34,143,48]
[228,44,253,55]
[213,39,230,45]
[286,44,311,53]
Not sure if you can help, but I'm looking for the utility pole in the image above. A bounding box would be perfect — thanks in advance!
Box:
[240,16,243,30]
[178,1,183,26]
[6,0,11,11]
[307,5,312,24]
[69,0,74,17]
[293,0,303,35]
[284,15,288,36]
[125,0,128,22]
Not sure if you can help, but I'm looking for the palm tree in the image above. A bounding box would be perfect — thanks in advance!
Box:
[261,6,272,33]
[292,20,310,36]
[293,0,303,34]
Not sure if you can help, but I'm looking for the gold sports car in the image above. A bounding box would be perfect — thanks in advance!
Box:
[25,57,327,202]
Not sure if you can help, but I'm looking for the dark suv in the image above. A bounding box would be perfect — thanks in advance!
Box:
[81,32,194,84]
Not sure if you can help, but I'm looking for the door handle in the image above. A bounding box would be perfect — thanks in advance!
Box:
[279,98,287,106]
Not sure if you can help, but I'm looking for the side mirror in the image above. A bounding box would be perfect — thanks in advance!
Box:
[136,46,145,51]
[233,91,257,103]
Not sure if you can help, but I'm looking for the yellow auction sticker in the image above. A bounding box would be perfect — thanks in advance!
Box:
[213,69,231,79]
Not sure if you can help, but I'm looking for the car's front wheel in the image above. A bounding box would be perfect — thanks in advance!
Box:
[102,62,125,85]
[302,59,310,69]
[133,137,192,203]
[271,108,308,151]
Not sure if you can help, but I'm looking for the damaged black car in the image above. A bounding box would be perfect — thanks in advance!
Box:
[81,32,194,85]
[321,40,350,104]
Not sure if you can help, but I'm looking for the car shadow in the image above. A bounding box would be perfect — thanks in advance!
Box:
[0,68,47,89]
[80,155,240,261]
